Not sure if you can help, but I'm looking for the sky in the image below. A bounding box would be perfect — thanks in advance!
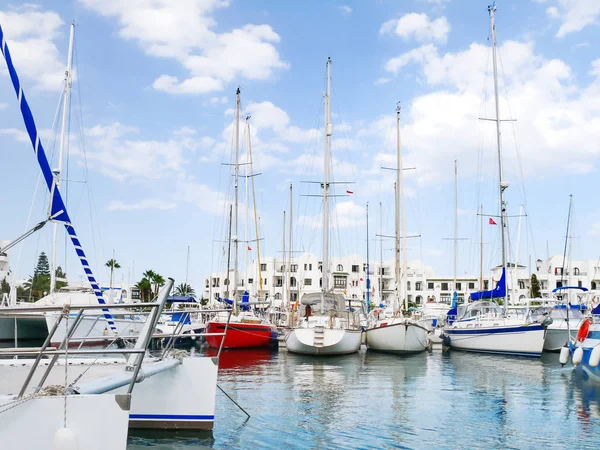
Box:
[1,0,600,292]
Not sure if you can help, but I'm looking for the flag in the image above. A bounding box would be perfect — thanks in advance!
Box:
[346,190,354,194]
[360,277,363,281]
[247,246,252,251]
[489,218,497,225]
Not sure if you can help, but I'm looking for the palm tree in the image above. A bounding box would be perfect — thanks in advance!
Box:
[174,282,195,297]
[105,258,121,289]
[135,278,152,302]
[152,273,165,297]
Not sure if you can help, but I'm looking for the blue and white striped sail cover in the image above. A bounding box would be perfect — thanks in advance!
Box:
[470,268,506,301]
[0,25,116,330]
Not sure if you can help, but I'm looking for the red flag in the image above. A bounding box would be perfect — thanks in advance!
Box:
[360,277,363,281]
[489,218,497,225]
[247,246,252,251]
[346,190,354,194]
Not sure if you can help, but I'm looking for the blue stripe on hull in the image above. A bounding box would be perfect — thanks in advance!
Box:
[451,347,542,357]
[129,414,214,421]
[445,324,544,335]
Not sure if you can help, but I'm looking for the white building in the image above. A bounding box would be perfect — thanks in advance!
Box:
[203,252,600,307]
[0,240,10,282]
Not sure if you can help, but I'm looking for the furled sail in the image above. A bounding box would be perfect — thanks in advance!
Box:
[470,268,506,301]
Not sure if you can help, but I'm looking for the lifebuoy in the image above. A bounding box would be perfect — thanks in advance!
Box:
[577,319,591,342]
[373,310,379,319]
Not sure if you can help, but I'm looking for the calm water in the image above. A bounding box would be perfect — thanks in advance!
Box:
[127,348,600,449]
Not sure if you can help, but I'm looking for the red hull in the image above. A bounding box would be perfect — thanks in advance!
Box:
[205,321,277,349]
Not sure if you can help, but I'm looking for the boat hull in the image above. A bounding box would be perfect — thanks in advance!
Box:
[205,321,278,349]
[365,320,429,354]
[443,323,546,357]
[544,325,578,352]
[285,328,361,355]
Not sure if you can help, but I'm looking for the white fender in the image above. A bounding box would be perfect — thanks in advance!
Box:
[589,345,600,368]
[572,347,584,366]
[559,346,570,366]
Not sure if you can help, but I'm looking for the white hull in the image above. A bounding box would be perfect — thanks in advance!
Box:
[543,322,579,352]
[46,313,145,347]
[285,328,361,355]
[444,324,546,357]
[365,319,429,354]
[0,394,130,450]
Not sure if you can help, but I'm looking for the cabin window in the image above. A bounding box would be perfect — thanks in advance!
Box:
[304,278,312,286]
[352,265,359,273]
[441,282,449,291]
[260,264,267,271]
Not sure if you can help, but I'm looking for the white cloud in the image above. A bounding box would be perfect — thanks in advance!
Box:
[174,179,229,214]
[380,13,450,44]
[298,201,365,229]
[80,0,289,95]
[339,5,352,15]
[0,5,66,91]
[374,77,392,85]
[543,0,600,37]
[369,39,600,184]
[106,199,177,211]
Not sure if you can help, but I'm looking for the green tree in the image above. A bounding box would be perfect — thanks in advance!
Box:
[105,258,121,289]
[152,274,165,297]
[174,282,195,297]
[199,298,209,306]
[55,266,68,291]
[24,252,52,300]
[34,252,50,277]
[0,278,10,294]
[530,274,542,298]
[135,278,152,302]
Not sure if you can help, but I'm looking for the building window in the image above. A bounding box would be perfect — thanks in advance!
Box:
[309,264,313,271]
[274,293,281,300]
[248,278,253,284]
[263,278,267,285]
[415,282,422,291]
[336,264,344,272]
[352,265,359,273]
[319,278,322,287]
[416,295,423,305]
[304,278,312,286]
[205,279,209,288]
[578,280,583,288]
[131,289,141,300]
[592,281,597,290]
[290,277,297,287]
[554,267,563,275]
[363,263,367,272]
[280,265,285,272]
[407,281,411,291]
[291,264,298,273]
[427,282,434,290]
[441,282,449,291]
[304,263,308,270]
[574,267,580,276]
[455,282,462,291]
[260,264,267,272]
[319,264,322,272]
[334,276,346,288]
[518,281,525,289]
[468,282,475,290]
[556,281,563,289]
[224,279,229,286]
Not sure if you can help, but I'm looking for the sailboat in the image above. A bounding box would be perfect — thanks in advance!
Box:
[441,5,546,357]
[285,58,362,355]
[205,88,277,350]
[363,106,429,354]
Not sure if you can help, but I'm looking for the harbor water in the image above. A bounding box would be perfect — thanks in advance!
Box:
[127,348,600,449]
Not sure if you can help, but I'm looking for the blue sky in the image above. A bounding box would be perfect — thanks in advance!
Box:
[1,0,600,291]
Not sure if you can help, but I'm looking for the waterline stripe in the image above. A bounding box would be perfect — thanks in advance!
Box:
[129,414,214,421]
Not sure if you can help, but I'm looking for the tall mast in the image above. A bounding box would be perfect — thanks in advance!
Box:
[453,159,458,293]
[289,182,293,306]
[50,22,75,295]
[366,202,370,312]
[479,204,484,293]
[380,201,384,305]
[489,5,508,310]
[282,210,287,309]
[395,105,407,311]
[321,57,332,314]
[232,87,241,314]
[247,118,262,299]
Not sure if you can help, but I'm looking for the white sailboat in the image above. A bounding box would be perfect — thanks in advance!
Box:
[285,58,362,355]
[441,5,546,357]
[364,106,429,354]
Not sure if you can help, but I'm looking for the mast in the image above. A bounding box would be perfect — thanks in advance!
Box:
[479,204,484,292]
[289,182,293,306]
[562,195,573,338]
[225,205,233,301]
[380,201,384,306]
[50,22,75,295]
[321,57,332,314]
[489,5,508,311]
[395,105,407,311]
[247,118,263,299]
[232,88,241,314]
[282,210,287,309]
[453,159,458,294]
[366,203,370,312]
